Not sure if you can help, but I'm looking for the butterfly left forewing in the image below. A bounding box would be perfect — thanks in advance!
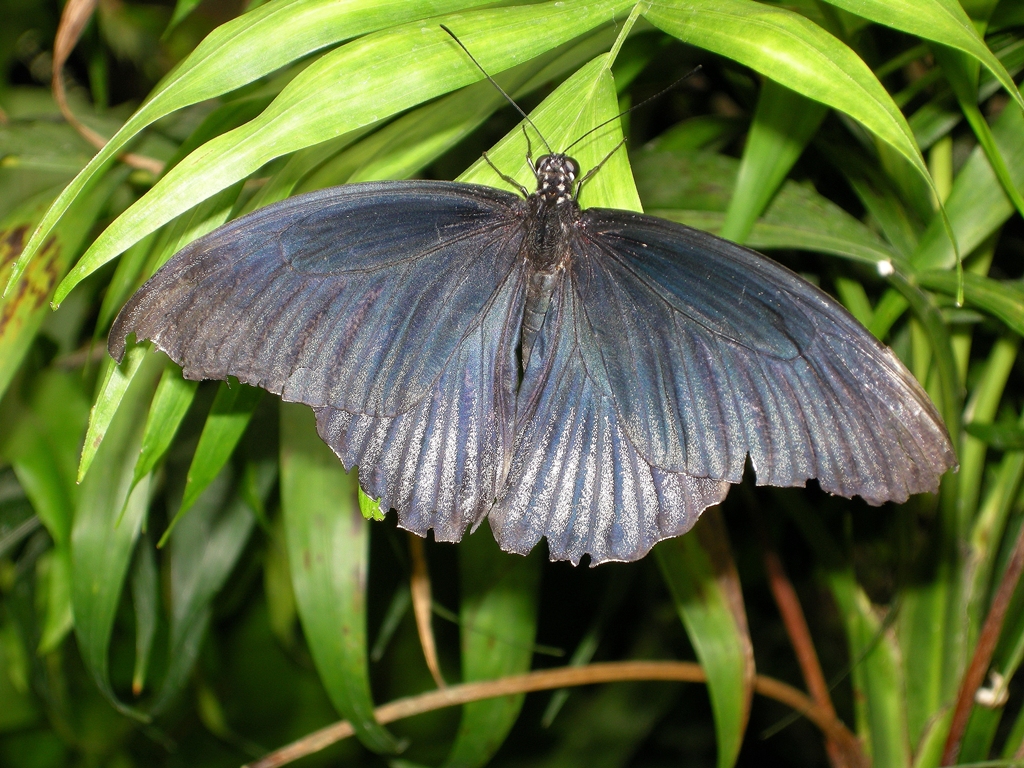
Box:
[573,208,956,505]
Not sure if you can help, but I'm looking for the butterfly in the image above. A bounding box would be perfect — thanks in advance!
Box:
[108,135,956,566]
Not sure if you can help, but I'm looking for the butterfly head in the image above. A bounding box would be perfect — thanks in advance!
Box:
[534,154,580,207]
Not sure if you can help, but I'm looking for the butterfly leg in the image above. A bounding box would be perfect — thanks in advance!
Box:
[576,138,627,197]
[483,151,529,197]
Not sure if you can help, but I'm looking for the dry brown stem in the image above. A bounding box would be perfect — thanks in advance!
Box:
[243,660,863,768]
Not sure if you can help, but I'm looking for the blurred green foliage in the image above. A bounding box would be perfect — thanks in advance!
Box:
[2,1,1024,767]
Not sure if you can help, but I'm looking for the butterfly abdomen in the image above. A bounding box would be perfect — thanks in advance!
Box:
[521,269,560,368]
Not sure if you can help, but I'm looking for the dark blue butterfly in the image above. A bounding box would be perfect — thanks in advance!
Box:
[109,149,956,565]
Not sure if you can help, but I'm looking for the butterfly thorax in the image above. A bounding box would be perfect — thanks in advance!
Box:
[519,153,581,367]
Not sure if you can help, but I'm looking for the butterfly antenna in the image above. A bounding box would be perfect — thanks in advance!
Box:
[440,24,553,155]
[564,65,703,154]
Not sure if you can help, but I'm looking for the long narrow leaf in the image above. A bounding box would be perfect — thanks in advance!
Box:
[280,403,400,752]
[51,0,632,294]
[70,349,163,718]
[9,0,498,290]
[820,0,1024,111]
[720,80,827,243]
[656,510,754,768]
[645,0,936,196]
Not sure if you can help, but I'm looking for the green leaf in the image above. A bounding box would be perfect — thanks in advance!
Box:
[2,371,89,548]
[720,79,827,243]
[912,96,1024,270]
[52,0,632,290]
[915,271,1024,336]
[820,143,923,258]
[956,337,1018,567]
[295,35,600,192]
[656,510,754,768]
[0,622,38,730]
[832,581,911,767]
[164,0,203,37]
[129,535,158,695]
[10,0,500,290]
[645,0,936,198]
[151,461,273,713]
[264,512,299,648]
[78,346,150,483]
[635,147,900,266]
[819,0,1024,112]
[37,548,74,654]
[888,274,962,445]
[160,381,262,546]
[441,529,541,768]
[280,402,400,753]
[963,421,1024,451]
[70,348,163,719]
[132,362,198,488]
[0,170,123,400]
[932,45,1024,221]
[358,488,385,522]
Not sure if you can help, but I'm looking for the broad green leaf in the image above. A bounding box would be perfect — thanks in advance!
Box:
[3,371,88,655]
[165,0,203,36]
[0,622,37,730]
[132,363,198,487]
[656,510,754,768]
[130,535,158,695]
[442,529,541,768]
[831,580,911,767]
[296,60,550,192]
[264,512,298,648]
[37,548,73,654]
[932,45,1024,221]
[11,0,500,290]
[957,336,1018,556]
[782,494,910,767]
[51,0,632,292]
[280,403,400,752]
[2,371,89,548]
[78,345,150,483]
[161,381,262,545]
[0,171,122,401]
[967,408,1024,609]
[915,271,1024,336]
[912,97,1024,269]
[645,0,937,198]
[964,421,1024,451]
[835,276,875,327]
[820,143,923,258]
[296,32,608,192]
[635,147,900,266]
[819,0,1024,111]
[95,100,273,326]
[633,148,739,211]
[462,53,638,211]
[71,349,163,719]
[96,233,159,334]
[888,275,962,445]
[150,461,273,714]
[646,115,745,153]
[720,79,827,243]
